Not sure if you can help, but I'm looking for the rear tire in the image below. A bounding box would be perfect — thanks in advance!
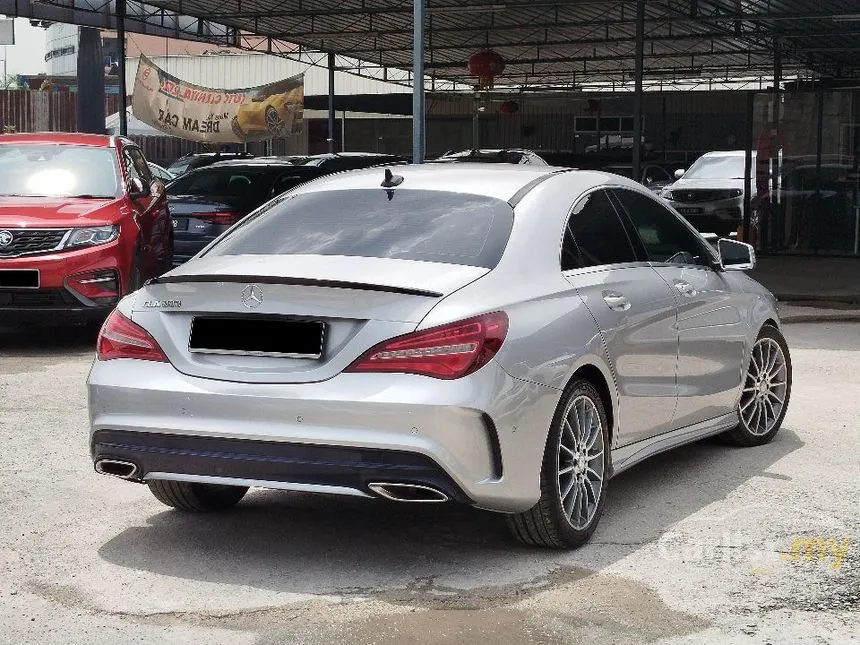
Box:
[507,378,610,549]
[722,324,792,447]
[147,479,248,512]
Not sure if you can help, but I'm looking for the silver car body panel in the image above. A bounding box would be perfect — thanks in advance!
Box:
[88,164,781,513]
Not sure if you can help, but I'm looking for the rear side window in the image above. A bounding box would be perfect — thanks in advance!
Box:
[562,189,637,270]
[207,189,514,268]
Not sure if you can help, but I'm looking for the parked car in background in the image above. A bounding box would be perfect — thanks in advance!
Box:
[0,133,171,324]
[166,158,326,265]
[661,150,753,236]
[603,163,676,193]
[292,152,408,173]
[148,162,175,182]
[89,164,789,550]
[433,149,549,165]
[166,151,254,177]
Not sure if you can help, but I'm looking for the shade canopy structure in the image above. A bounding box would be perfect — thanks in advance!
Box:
[4,1,860,90]
[105,106,164,137]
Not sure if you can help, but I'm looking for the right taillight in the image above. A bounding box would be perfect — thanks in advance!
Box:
[194,211,240,226]
[97,310,168,362]
[346,312,509,380]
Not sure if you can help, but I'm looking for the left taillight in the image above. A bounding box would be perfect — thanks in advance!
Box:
[97,310,168,362]
[346,312,509,380]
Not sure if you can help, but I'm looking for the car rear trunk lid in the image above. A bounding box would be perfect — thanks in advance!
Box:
[130,254,487,383]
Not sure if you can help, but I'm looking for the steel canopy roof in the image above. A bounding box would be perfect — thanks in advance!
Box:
[7,0,860,89]
[131,0,860,89]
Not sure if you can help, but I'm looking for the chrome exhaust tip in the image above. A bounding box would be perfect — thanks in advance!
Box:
[95,459,140,480]
[368,482,449,503]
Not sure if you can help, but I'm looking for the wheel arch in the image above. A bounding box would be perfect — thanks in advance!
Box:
[569,363,616,449]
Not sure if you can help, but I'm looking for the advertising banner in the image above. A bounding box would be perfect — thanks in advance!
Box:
[131,55,303,144]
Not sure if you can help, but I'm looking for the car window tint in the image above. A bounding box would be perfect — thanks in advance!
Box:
[123,149,143,183]
[613,188,713,266]
[168,169,271,199]
[562,190,637,270]
[127,148,153,183]
[206,189,514,269]
[271,171,315,196]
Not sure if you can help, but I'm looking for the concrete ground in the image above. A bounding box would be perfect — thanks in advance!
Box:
[0,322,857,645]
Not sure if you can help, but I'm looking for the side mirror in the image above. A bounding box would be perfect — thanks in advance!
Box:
[129,177,150,199]
[674,168,686,179]
[718,238,756,271]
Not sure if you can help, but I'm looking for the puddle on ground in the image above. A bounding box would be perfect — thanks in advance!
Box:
[32,565,709,645]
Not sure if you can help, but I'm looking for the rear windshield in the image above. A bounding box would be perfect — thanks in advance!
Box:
[206,189,514,268]
[0,144,119,198]
[168,168,274,199]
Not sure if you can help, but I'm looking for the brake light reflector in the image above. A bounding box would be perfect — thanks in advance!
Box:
[194,211,240,226]
[346,312,508,379]
[97,310,168,362]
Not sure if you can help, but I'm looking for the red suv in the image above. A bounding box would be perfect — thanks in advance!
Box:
[0,133,171,324]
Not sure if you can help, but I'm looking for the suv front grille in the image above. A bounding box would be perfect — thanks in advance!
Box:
[0,228,69,257]
[671,189,740,203]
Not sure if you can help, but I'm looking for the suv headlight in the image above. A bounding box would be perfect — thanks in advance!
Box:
[64,225,120,249]
[660,189,673,200]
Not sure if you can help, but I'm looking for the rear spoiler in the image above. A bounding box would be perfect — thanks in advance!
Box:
[147,274,443,298]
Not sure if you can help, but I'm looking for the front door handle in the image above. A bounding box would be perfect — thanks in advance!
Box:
[673,280,698,297]
[602,291,631,312]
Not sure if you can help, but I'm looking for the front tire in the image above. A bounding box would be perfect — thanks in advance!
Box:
[147,479,248,512]
[507,379,610,549]
[723,324,792,446]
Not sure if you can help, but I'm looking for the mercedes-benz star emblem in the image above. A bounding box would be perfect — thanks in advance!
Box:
[0,230,13,248]
[241,284,263,309]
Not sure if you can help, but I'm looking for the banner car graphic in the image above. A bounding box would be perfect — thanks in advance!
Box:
[132,55,304,144]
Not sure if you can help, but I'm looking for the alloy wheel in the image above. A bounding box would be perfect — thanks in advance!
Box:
[558,395,605,530]
[740,337,788,436]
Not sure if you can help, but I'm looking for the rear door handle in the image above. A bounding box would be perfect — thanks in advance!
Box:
[673,280,698,297]
[602,291,631,311]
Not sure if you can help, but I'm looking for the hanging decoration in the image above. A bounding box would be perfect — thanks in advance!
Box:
[467,49,506,88]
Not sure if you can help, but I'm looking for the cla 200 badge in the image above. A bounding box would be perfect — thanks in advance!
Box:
[142,300,182,308]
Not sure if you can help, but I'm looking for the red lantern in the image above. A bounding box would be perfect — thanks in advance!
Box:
[467,49,506,88]
[499,100,519,116]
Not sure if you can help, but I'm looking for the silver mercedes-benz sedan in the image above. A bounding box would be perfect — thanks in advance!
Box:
[88,163,791,549]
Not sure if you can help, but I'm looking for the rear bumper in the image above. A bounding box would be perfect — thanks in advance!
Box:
[91,429,472,502]
[87,358,560,512]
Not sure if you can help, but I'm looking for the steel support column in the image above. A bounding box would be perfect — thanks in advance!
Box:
[412,0,426,164]
[327,52,335,154]
[767,41,782,251]
[743,91,754,243]
[632,0,645,182]
[117,0,128,136]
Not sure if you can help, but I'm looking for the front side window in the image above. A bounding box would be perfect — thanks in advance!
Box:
[613,188,714,266]
[127,148,153,183]
[0,144,120,198]
[206,189,514,269]
[562,189,637,270]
